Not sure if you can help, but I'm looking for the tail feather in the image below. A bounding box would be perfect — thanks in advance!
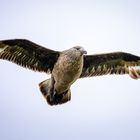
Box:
[39,79,50,97]
[39,79,71,106]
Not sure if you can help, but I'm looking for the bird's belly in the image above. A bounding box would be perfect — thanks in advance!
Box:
[52,56,83,93]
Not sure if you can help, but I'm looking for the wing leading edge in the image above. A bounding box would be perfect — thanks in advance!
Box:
[0,39,60,73]
[81,52,140,79]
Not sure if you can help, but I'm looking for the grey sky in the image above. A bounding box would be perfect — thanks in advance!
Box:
[0,0,140,140]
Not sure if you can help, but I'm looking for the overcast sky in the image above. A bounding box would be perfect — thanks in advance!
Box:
[0,0,140,140]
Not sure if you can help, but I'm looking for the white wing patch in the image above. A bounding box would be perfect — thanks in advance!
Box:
[129,66,140,79]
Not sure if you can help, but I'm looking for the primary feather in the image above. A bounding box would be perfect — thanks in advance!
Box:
[0,38,140,106]
[81,52,140,79]
[0,39,60,73]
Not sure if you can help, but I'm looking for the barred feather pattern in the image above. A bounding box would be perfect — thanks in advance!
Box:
[0,39,60,73]
[81,52,140,79]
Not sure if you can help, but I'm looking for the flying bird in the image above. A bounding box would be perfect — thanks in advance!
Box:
[0,39,140,106]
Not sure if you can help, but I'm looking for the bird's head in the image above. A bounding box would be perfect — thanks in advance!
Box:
[63,46,87,60]
[73,46,87,56]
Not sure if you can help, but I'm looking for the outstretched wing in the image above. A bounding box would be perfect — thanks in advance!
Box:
[80,52,140,79]
[0,39,60,73]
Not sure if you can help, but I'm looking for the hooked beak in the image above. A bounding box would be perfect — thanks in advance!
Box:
[83,50,87,54]
[80,48,87,55]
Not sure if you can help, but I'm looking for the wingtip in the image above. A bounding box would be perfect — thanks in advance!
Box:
[129,67,140,79]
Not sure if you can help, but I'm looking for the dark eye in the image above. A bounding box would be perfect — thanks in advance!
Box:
[74,46,81,50]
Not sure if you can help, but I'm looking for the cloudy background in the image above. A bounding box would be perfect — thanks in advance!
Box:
[0,0,140,140]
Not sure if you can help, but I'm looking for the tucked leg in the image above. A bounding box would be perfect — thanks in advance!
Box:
[51,89,71,105]
[39,78,71,106]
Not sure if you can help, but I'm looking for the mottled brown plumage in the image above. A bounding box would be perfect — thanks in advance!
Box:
[0,39,59,73]
[81,52,140,79]
[0,39,140,106]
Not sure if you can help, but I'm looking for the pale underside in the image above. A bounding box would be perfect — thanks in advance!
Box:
[52,51,83,93]
[0,39,140,105]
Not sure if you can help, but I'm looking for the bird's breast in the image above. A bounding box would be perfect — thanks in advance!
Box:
[52,54,83,93]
